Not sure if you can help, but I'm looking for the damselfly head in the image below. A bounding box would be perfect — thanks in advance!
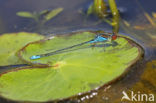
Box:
[111,34,117,40]
[107,34,117,42]
[98,33,117,41]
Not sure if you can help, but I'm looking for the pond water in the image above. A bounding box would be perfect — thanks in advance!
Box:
[0,0,150,34]
[0,0,156,103]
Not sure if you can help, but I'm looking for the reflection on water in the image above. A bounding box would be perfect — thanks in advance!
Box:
[0,0,156,102]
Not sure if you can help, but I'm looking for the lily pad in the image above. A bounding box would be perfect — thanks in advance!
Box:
[0,31,143,102]
[0,32,44,66]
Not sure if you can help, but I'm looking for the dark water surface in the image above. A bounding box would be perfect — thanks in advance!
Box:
[0,0,156,103]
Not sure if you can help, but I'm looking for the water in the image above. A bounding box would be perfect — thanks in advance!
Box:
[0,0,156,102]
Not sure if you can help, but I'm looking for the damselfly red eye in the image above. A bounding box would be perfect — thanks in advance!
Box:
[112,35,117,40]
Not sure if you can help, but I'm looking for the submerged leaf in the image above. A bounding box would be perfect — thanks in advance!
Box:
[44,8,63,22]
[16,12,34,18]
[0,31,143,102]
[39,10,49,15]
[152,12,156,19]
[0,32,44,66]
[87,5,93,15]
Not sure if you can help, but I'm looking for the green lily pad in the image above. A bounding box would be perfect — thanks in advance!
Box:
[0,31,143,102]
[0,32,44,66]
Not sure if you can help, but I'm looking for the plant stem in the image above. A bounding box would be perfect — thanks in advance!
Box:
[108,0,120,34]
[93,0,108,18]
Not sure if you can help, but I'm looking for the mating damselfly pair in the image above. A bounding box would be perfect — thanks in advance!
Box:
[30,33,117,60]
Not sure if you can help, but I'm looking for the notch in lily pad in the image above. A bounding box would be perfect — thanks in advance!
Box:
[0,32,44,66]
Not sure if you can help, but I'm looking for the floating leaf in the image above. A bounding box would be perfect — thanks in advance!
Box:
[0,31,143,102]
[16,12,34,18]
[0,32,44,66]
[44,8,63,22]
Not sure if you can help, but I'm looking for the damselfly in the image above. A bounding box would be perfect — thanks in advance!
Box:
[30,33,117,60]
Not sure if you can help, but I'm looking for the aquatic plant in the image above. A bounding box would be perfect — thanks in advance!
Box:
[87,0,120,35]
[16,8,63,24]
